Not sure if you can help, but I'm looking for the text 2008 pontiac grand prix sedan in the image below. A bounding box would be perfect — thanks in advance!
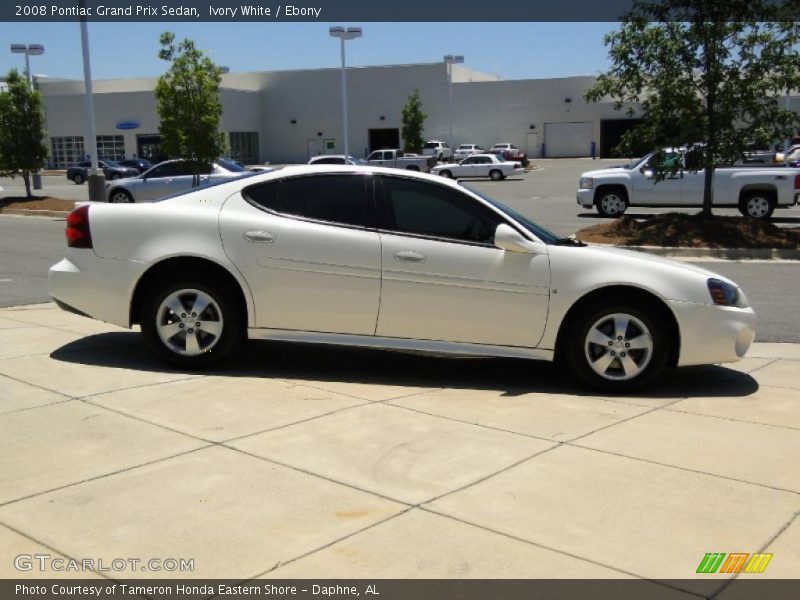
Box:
[49,165,756,392]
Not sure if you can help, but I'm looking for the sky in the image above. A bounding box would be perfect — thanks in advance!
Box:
[0,22,618,81]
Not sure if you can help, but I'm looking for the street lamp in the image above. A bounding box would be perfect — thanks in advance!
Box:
[10,43,44,88]
[329,26,362,158]
[444,55,464,152]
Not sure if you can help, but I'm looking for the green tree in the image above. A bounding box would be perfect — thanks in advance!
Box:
[401,89,427,154]
[585,0,800,217]
[154,32,226,186]
[0,69,47,198]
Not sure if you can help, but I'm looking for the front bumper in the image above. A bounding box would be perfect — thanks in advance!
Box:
[49,253,143,329]
[577,188,594,208]
[668,300,757,367]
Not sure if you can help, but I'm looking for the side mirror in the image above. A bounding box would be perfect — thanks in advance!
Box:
[494,224,538,254]
[640,167,654,178]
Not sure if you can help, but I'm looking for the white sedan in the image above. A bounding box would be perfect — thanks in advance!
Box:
[453,144,484,161]
[105,159,249,203]
[50,165,756,391]
[432,154,521,180]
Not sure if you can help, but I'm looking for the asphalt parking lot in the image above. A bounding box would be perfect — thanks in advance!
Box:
[0,303,798,589]
[1,161,799,589]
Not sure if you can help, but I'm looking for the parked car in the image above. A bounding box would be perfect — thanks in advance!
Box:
[105,158,249,203]
[66,160,140,184]
[364,149,436,172]
[51,165,756,392]
[490,143,529,167]
[577,149,800,219]
[431,154,522,180]
[775,144,800,164]
[308,155,364,166]
[421,140,452,162]
[118,158,153,173]
[453,144,484,161]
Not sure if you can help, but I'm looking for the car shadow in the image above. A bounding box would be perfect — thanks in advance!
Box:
[50,333,759,400]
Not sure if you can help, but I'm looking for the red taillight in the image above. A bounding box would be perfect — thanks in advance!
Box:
[66,205,92,248]
[794,173,800,189]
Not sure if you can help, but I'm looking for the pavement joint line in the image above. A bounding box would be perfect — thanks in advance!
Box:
[217,444,415,508]
[0,370,77,400]
[568,442,800,496]
[710,510,800,599]
[743,358,782,374]
[247,507,417,579]
[380,400,561,444]
[415,506,709,596]
[0,445,214,508]
[0,396,75,416]
[274,377,445,404]
[0,519,114,582]
[662,405,800,432]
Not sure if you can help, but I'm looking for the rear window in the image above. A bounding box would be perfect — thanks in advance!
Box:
[244,174,370,228]
[422,142,439,149]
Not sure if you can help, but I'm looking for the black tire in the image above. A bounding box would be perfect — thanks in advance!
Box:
[489,169,504,181]
[109,173,120,180]
[595,188,628,217]
[738,192,775,220]
[564,301,671,392]
[440,169,453,179]
[73,173,85,185]
[406,165,420,171]
[109,189,134,203]
[141,278,244,369]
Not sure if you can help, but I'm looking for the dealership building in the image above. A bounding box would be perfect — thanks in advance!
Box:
[36,61,655,168]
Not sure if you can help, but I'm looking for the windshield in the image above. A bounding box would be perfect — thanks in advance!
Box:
[154,170,268,202]
[460,183,561,245]
[217,159,248,172]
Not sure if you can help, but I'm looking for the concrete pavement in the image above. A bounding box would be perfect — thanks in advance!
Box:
[0,304,798,591]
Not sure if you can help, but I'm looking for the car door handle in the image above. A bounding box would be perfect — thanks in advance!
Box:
[394,250,426,263]
[243,230,276,243]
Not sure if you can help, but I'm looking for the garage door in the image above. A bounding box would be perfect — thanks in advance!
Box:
[544,122,593,157]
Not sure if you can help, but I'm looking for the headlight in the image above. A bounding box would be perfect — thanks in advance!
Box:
[707,278,748,308]
[580,177,594,189]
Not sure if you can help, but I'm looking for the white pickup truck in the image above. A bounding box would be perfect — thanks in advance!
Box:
[577,150,800,219]
[364,149,437,172]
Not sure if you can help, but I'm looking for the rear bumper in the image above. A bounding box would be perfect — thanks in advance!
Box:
[668,300,757,366]
[49,253,144,328]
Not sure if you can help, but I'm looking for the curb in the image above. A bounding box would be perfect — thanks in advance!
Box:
[588,243,800,260]
[1,208,71,218]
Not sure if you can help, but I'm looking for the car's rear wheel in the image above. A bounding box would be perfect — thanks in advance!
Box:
[109,189,134,203]
[565,303,670,392]
[489,169,504,181]
[739,192,775,219]
[596,189,628,217]
[141,280,243,369]
[440,169,453,178]
[73,173,85,185]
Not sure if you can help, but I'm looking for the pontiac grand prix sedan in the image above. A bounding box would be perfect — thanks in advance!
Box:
[49,165,756,391]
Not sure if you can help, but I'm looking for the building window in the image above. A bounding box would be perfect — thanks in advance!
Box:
[51,136,84,169]
[50,135,125,168]
[229,131,259,164]
[96,135,125,162]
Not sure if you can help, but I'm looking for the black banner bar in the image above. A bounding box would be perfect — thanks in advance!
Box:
[3,579,800,600]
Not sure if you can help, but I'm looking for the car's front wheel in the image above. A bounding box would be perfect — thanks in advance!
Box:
[489,169,504,181]
[596,189,628,217]
[109,189,134,203]
[439,169,453,178]
[73,173,85,185]
[141,280,243,369]
[565,303,670,391]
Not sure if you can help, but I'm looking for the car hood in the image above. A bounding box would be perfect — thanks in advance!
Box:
[585,244,733,282]
[581,167,629,177]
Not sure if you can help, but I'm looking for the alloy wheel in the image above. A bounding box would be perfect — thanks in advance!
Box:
[156,289,224,356]
[584,312,653,381]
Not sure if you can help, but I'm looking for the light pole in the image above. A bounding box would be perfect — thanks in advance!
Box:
[10,43,44,88]
[78,0,105,201]
[444,54,464,152]
[329,26,362,159]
